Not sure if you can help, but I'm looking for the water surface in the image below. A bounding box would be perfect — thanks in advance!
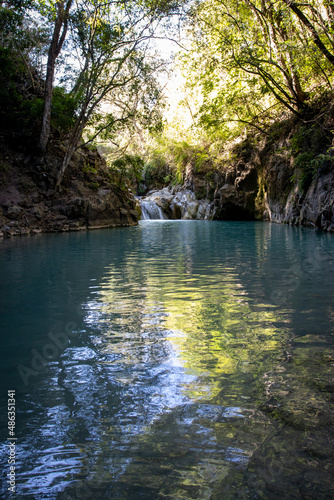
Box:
[1,221,334,499]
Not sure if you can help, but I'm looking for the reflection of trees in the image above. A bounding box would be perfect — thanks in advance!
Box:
[4,221,333,498]
[84,221,296,415]
[80,221,334,498]
[64,221,291,497]
[146,270,286,400]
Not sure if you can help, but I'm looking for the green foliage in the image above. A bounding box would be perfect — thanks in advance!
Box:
[0,44,78,139]
[143,153,173,187]
[0,46,42,136]
[294,152,314,169]
[291,124,327,155]
[51,87,77,133]
[294,152,316,193]
[180,0,334,144]
[0,7,22,39]
[82,164,97,174]
[289,120,334,193]
[294,150,334,194]
[26,97,44,120]
[110,154,144,188]
[144,123,224,188]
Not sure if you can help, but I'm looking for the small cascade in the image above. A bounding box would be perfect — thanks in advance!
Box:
[139,187,214,221]
[140,200,167,220]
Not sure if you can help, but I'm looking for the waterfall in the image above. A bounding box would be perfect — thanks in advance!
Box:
[139,187,214,220]
[140,200,167,220]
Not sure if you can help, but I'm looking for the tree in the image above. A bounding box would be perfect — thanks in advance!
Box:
[39,0,73,151]
[282,0,334,65]
[54,0,178,188]
[180,0,334,139]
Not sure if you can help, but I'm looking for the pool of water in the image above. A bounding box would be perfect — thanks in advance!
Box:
[0,221,334,499]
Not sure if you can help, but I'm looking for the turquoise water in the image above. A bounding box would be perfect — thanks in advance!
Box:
[1,221,334,499]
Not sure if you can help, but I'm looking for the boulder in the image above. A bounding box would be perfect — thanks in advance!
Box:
[7,205,22,218]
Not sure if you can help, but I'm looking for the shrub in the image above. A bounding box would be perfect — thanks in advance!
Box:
[51,87,77,133]
[110,154,144,188]
[294,152,334,194]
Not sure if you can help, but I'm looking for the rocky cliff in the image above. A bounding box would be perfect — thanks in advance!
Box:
[163,102,334,231]
[0,141,138,238]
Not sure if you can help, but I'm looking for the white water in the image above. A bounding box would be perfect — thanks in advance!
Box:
[139,187,214,220]
[140,200,167,220]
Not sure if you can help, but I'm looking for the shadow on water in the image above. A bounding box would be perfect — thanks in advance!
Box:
[0,221,333,499]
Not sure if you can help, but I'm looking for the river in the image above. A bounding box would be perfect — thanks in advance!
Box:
[0,221,333,499]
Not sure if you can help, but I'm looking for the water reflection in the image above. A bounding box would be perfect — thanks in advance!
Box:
[0,221,333,499]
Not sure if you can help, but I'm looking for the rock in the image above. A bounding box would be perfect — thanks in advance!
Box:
[51,205,66,216]
[139,187,214,220]
[31,192,41,203]
[213,183,256,220]
[183,201,198,219]
[30,206,44,219]
[170,203,182,219]
[225,169,236,184]
[1,225,17,237]
[129,209,139,222]
[7,205,22,218]
[51,221,64,231]
[64,198,87,219]
[0,143,139,237]
[235,165,258,191]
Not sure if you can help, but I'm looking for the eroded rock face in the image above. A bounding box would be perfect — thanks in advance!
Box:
[139,163,260,222]
[192,163,259,221]
[139,155,334,229]
[0,147,138,238]
[262,153,334,231]
[0,188,138,237]
[196,147,334,230]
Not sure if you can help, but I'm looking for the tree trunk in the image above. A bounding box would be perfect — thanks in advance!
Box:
[55,143,76,189]
[39,46,57,151]
[55,119,86,189]
[39,0,72,151]
[283,0,334,66]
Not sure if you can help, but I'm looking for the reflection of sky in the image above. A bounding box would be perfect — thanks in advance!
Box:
[84,293,196,421]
